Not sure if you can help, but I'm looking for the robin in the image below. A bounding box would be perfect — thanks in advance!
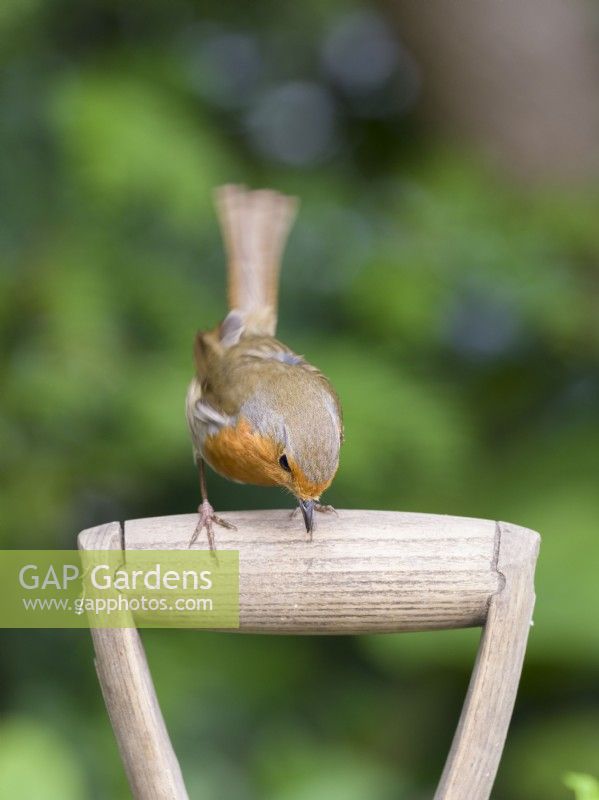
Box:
[186,185,343,549]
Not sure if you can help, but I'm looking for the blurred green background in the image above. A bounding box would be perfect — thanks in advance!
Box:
[1,1,599,798]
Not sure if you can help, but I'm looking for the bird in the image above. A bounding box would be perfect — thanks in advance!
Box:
[185,184,343,549]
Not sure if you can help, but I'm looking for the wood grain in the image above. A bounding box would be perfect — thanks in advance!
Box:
[79,510,540,800]
[434,521,540,800]
[125,509,501,634]
[78,523,189,800]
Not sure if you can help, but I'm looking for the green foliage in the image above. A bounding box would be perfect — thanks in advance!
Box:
[0,717,86,800]
[565,774,599,800]
[500,712,599,800]
[51,71,235,230]
[254,736,404,800]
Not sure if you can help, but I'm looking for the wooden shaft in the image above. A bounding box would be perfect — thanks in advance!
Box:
[434,521,539,800]
[78,523,190,800]
[124,510,502,634]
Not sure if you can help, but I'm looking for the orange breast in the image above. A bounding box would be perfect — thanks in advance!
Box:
[204,416,336,499]
[204,417,282,487]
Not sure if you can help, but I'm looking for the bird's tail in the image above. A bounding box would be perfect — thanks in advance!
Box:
[214,184,298,336]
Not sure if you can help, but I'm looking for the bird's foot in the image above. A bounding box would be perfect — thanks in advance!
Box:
[314,503,337,516]
[189,500,237,551]
[289,503,338,519]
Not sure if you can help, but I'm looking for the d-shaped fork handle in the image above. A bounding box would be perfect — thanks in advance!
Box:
[78,510,540,800]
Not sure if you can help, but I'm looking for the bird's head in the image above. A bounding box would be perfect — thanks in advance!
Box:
[204,380,342,533]
[273,440,338,534]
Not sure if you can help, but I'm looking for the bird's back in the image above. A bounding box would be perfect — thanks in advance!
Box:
[187,184,342,505]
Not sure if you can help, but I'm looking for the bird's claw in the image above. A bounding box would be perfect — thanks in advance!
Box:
[314,503,337,515]
[289,503,338,519]
[189,500,237,551]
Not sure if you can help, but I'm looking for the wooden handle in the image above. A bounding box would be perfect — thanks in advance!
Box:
[78,523,189,800]
[78,510,540,800]
[434,521,539,799]
[124,510,502,633]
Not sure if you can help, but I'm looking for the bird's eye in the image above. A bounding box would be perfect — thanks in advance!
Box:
[279,454,291,472]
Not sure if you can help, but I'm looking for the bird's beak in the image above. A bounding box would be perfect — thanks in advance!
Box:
[298,499,314,534]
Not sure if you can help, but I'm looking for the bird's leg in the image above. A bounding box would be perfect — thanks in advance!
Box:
[189,460,237,550]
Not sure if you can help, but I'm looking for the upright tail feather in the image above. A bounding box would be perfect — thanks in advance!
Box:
[214,184,298,336]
